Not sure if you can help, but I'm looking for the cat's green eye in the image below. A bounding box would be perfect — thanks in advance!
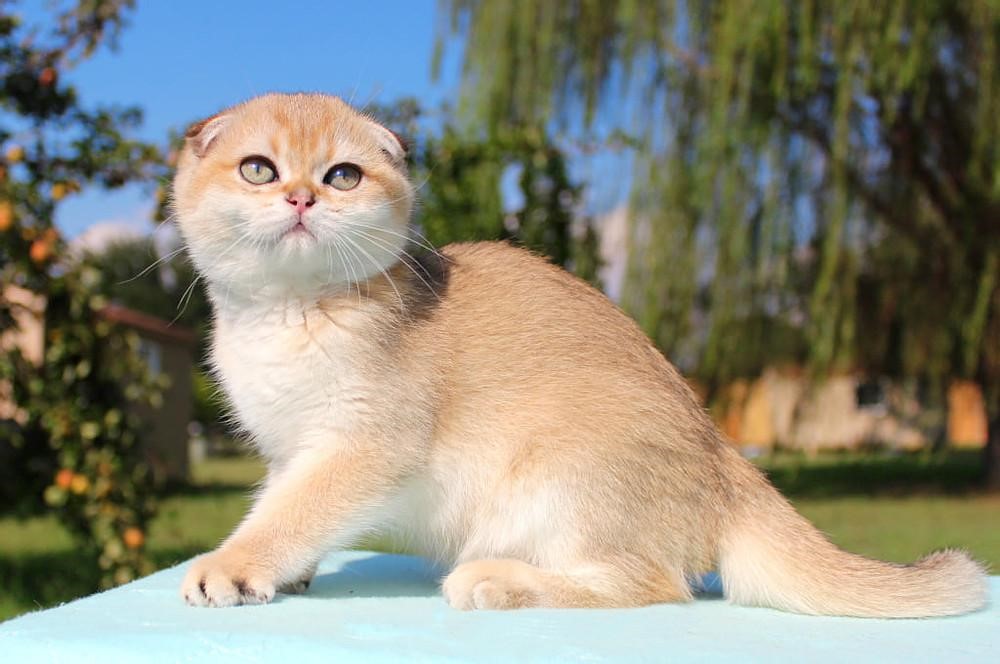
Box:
[323,163,362,191]
[239,157,278,185]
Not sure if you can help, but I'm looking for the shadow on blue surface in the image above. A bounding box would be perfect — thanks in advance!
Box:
[303,553,727,602]
[306,553,443,600]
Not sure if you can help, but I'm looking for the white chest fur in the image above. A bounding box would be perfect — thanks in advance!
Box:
[211,299,379,465]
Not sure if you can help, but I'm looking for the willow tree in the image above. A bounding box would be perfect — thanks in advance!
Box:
[439,1,1000,485]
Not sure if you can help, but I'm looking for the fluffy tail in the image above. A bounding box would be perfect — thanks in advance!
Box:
[717,450,989,618]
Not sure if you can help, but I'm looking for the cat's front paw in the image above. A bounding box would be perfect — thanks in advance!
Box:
[181,547,277,608]
[278,562,318,595]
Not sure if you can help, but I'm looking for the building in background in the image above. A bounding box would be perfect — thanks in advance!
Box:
[1,286,195,482]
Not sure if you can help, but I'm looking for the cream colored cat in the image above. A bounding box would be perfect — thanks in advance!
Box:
[174,93,987,617]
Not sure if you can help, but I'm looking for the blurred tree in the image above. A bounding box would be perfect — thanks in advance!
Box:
[81,235,223,436]
[372,100,602,285]
[0,1,166,585]
[81,236,210,337]
[440,1,1000,485]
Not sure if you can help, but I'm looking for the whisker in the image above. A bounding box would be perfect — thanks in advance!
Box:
[347,237,375,302]
[117,245,188,285]
[347,229,440,301]
[329,236,355,300]
[342,233,405,311]
[357,230,439,289]
[336,235,365,306]
[347,221,443,259]
[171,274,202,325]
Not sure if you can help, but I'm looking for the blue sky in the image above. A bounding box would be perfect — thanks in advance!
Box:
[21,0,463,238]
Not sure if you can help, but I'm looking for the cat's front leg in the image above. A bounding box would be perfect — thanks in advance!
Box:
[279,561,319,595]
[181,439,413,607]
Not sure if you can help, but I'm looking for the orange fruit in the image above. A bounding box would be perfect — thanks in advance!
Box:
[38,67,56,86]
[69,474,90,494]
[0,202,12,231]
[5,145,24,163]
[50,183,67,201]
[29,239,52,264]
[123,527,145,550]
[55,468,74,489]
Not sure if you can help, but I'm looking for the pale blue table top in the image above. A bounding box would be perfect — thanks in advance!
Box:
[0,550,996,663]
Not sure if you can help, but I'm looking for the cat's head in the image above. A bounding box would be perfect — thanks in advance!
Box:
[172,93,413,300]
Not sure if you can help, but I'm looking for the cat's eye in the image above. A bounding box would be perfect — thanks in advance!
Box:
[323,163,362,191]
[239,157,278,185]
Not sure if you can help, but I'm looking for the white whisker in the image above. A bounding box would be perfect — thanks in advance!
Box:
[347,229,440,301]
[118,244,188,285]
[347,221,443,259]
[336,236,365,306]
[171,275,203,325]
[342,233,405,311]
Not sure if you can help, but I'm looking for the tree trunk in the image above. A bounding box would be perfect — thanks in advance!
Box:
[985,412,1000,491]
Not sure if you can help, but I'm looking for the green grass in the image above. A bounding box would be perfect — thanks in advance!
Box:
[1,451,997,622]
[757,450,1000,568]
[794,495,1000,567]
[0,456,265,622]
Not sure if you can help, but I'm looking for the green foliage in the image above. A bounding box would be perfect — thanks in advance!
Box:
[371,101,602,285]
[80,235,212,362]
[1,456,263,621]
[81,238,206,325]
[0,2,165,586]
[3,268,162,586]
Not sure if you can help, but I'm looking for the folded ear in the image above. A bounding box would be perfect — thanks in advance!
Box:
[365,118,408,167]
[184,113,230,158]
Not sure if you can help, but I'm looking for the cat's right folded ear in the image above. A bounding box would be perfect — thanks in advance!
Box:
[185,113,230,158]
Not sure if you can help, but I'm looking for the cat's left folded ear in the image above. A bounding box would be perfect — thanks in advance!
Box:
[366,119,408,167]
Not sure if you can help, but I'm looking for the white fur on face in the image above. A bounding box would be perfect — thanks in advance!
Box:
[182,180,410,303]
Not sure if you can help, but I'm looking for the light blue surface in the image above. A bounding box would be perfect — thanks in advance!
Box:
[0,550,996,663]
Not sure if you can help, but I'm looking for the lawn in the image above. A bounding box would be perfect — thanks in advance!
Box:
[0,457,264,622]
[1,451,997,622]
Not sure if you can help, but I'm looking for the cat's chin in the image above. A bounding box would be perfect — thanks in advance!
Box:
[281,220,317,241]
[274,228,320,255]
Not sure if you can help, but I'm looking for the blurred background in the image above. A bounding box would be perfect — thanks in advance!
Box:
[1,0,998,621]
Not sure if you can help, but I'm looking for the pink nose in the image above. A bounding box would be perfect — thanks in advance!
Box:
[285,190,316,214]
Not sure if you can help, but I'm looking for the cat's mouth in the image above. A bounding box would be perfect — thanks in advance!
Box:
[281,219,317,241]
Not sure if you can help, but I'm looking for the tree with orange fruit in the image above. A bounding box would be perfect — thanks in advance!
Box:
[0,2,166,588]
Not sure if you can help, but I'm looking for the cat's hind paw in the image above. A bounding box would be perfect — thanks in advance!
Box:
[442,559,540,610]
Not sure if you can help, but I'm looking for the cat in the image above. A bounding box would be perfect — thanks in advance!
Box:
[173,93,987,617]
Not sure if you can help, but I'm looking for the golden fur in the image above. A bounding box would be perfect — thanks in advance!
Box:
[173,93,988,617]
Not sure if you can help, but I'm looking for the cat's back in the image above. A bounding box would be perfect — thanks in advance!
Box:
[424,241,705,436]
[436,241,669,376]
[438,240,644,342]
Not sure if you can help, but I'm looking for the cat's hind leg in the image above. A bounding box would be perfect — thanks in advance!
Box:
[441,555,691,610]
